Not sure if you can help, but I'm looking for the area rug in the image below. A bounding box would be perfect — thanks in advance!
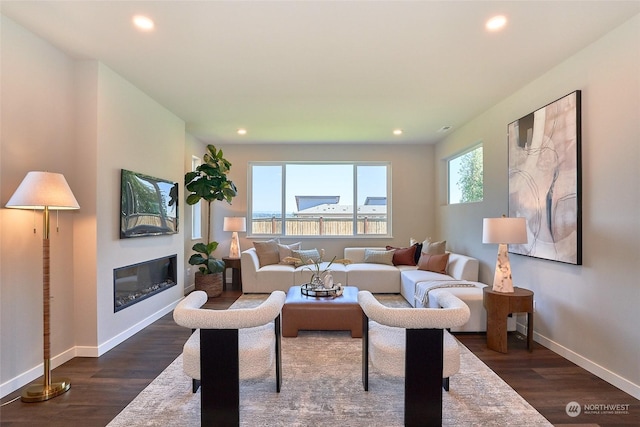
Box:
[107,294,552,426]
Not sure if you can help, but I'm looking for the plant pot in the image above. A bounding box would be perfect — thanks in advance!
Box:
[195,271,223,298]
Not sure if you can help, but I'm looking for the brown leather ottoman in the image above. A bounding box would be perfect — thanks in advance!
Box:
[282,286,362,338]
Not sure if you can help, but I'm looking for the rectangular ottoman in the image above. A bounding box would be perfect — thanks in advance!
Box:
[282,285,362,338]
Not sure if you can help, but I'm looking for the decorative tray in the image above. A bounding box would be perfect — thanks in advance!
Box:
[300,283,342,297]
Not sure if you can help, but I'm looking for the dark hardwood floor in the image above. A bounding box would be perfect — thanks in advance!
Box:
[1,289,637,426]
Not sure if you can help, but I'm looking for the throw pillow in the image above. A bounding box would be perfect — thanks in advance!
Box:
[253,239,280,267]
[422,240,446,255]
[385,245,417,266]
[363,249,395,265]
[413,242,423,264]
[278,242,302,264]
[417,252,450,274]
[291,248,321,265]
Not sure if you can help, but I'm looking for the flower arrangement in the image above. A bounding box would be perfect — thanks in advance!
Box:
[303,250,336,287]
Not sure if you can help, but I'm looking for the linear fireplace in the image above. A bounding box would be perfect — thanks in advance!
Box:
[114,255,177,312]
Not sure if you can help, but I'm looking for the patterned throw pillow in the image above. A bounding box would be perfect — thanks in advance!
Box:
[417,252,450,274]
[363,249,395,266]
[253,239,280,267]
[291,248,321,265]
[385,245,417,266]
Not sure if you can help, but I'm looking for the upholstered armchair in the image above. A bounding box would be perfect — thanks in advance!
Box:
[358,290,470,427]
[173,290,286,426]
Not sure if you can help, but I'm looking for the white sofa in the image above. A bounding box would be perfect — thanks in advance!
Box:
[241,246,494,332]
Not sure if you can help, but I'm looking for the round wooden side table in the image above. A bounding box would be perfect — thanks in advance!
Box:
[482,287,534,353]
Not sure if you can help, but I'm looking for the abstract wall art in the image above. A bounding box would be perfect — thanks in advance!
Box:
[508,91,582,265]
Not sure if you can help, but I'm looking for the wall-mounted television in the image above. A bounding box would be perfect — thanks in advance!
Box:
[120,169,179,238]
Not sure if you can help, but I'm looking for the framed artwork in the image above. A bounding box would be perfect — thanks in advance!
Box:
[508,90,582,265]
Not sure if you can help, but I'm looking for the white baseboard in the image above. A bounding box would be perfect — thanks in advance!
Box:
[0,347,76,398]
[516,322,640,400]
[1,299,182,398]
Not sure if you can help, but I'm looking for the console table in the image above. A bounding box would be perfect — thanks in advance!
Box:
[222,257,242,291]
[483,287,533,353]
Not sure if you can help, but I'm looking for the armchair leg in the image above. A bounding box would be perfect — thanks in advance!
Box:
[362,311,369,391]
[275,314,282,392]
[443,377,450,392]
[192,379,200,393]
[405,328,443,427]
[200,329,239,427]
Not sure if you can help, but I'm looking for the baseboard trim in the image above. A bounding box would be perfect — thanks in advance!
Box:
[516,321,640,400]
[1,299,182,399]
[0,347,76,399]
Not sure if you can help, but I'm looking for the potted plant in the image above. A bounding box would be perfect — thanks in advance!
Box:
[185,145,237,297]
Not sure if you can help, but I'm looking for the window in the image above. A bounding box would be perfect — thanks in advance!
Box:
[448,144,483,204]
[249,162,390,237]
[191,156,202,239]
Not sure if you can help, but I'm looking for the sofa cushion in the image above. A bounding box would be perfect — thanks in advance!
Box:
[385,245,417,266]
[364,249,394,265]
[346,263,400,293]
[254,239,280,267]
[278,242,302,264]
[417,253,450,274]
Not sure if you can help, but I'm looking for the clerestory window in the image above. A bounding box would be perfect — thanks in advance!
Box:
[448,144,484,204]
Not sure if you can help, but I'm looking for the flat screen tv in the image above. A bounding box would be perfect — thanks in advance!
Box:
[120,169,178,238]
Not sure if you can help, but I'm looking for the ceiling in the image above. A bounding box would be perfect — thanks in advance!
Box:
[2,1,639,145]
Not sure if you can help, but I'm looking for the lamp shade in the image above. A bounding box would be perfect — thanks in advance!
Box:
[6,171,79,210]
[223,216,246,232]
[482,217,527,244]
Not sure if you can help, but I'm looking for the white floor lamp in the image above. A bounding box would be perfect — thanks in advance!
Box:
[6,171,80,402]
[223,216,246,258]
[482,216,527,293]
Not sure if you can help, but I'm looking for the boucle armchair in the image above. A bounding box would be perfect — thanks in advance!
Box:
[358,290,470,427]
[173,290,286,426]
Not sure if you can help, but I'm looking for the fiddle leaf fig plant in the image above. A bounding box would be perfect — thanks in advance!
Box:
[185,144,237,274]
[188,241,226,274]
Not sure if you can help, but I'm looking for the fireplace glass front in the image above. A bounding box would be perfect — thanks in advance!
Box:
[114,255,177,312]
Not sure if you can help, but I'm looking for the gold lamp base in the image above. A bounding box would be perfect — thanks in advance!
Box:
[21,378,71,402]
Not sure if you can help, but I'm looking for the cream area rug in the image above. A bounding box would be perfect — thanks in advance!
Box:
[108,294,552,426]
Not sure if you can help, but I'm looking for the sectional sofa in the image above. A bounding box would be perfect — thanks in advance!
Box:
[240,246,494,332]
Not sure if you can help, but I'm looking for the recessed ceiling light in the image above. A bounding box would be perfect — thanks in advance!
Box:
[393,129,403,136]
[133,15,154,31]
[237,128,247,135]
[486,15,507,31]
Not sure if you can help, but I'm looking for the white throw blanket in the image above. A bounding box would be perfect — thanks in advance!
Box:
[415,280,477,306]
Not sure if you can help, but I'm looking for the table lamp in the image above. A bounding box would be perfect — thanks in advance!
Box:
[223,216,246,258]
[5,171,80,402]
[482,216,527,293]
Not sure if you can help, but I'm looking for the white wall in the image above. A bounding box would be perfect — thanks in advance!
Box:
[203,143,437,261]
[435,14,640,398]
[1,15,187,396]
[183,133,208,294]
[1,14,79,395]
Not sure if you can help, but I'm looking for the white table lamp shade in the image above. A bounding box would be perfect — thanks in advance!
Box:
[223,216,246,232]
[482,217,527,244]
[6,171,79,210]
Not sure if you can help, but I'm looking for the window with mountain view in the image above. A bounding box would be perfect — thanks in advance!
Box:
[249,162,390,237]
